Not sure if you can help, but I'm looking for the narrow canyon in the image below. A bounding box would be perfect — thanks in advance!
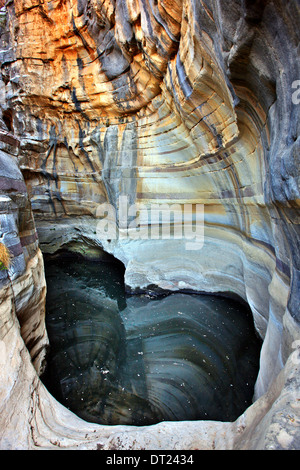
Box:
[0,0,299,450]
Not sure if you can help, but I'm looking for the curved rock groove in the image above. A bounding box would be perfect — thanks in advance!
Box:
[0,0,299,450]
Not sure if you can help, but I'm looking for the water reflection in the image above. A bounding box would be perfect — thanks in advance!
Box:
[43,256,261,425]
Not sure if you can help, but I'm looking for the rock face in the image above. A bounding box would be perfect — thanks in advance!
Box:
[0,0,299,450]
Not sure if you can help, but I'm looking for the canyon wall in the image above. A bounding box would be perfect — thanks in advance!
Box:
[0,0,299,449]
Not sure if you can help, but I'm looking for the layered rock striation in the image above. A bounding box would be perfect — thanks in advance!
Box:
[0,0,299,450]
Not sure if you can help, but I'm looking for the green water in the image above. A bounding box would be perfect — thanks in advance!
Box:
[42,254,261,426]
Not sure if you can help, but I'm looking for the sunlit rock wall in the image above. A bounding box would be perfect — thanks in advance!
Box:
[0,0,299,450]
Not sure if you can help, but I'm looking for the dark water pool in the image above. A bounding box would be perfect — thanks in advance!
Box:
[42,255,261,426]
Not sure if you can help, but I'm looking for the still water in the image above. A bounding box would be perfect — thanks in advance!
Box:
[42,255,261,426]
